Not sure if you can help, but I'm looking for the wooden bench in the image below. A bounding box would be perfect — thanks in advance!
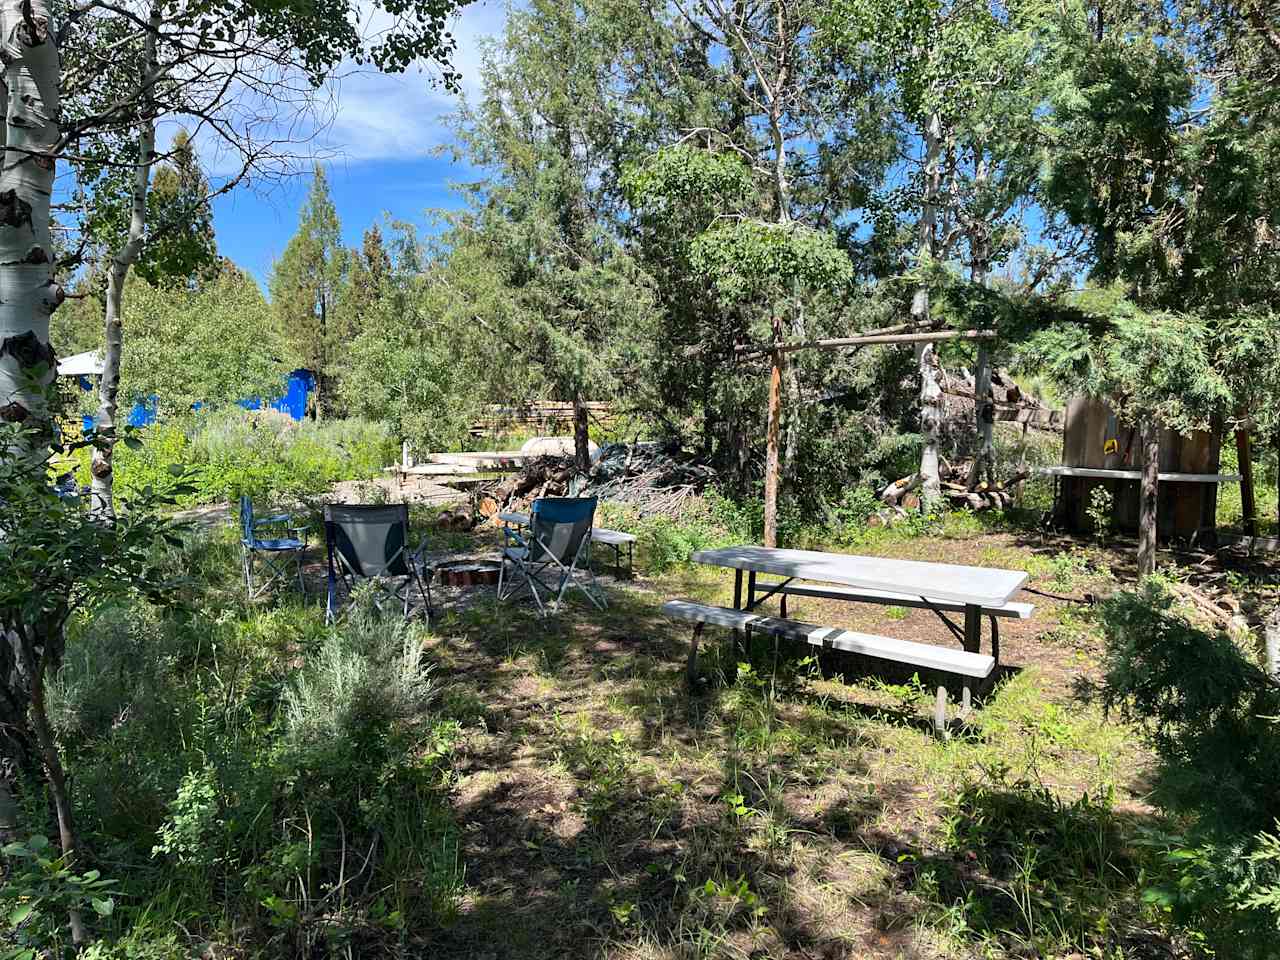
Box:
[662,599,995,735]
[749,580,1032,663]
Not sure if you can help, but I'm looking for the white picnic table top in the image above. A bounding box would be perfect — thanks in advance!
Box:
[497,511,637,545]
[690,545,1026,608]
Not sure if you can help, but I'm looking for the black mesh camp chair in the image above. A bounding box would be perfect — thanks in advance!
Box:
[323,504,432,623]
[497,496,606,616]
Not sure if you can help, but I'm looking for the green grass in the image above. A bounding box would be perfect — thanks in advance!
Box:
[12,510,1214,960]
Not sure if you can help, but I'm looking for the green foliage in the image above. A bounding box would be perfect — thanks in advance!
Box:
[119,262,292,413]
[269,166,347,415]
[1085,485,1113,540]
[283,591,436,754]
[620,146,754,222]
[1,836,120,960]
[689,220,854,305]
[73,411,395,506]
[1099,579,1280,952]
[927,773,1147,956]
[41,547,462,954]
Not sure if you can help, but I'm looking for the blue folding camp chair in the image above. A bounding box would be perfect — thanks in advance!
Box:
[240,495,307,599]
[497,496,606,616]
[323,503,433,624]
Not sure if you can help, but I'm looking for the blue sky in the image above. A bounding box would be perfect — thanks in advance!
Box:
[207,1,506,286]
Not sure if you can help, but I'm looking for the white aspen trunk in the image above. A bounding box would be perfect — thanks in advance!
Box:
[0,0,63,778]
[913,111,944,506]
[1266,606,1279,680]
[90,9,158,518]
[0,2,76,941]
[967,343,994,490]
[0,0,62,450]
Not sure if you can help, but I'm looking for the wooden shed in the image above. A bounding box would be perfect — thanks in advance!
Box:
[1046,396,1235,542]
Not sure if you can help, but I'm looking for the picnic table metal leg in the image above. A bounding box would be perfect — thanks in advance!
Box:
[732,569,744,660]
[934,686,948,737]
[687,622,704,686]
[963,604,982,654]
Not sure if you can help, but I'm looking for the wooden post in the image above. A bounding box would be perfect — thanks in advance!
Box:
[1137,423,1160,577]
[763,317,783,548]
[1236,428,1257,538]
[968,344,994,491]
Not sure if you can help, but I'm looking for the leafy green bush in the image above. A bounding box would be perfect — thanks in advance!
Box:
[74,409,396,505]
[1099,579,1280,953]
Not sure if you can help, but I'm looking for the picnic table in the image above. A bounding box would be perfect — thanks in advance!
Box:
[691,545,1027,655]
[497,510,636,578]
[665,545,1031,734]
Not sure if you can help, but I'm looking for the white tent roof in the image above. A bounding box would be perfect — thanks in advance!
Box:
[57,350,104,377]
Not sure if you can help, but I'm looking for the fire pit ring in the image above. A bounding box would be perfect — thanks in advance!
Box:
[433,559,502,588]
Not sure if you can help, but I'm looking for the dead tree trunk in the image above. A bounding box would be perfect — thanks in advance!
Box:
[967,344,994,491]
[572,394,591,474]
[918,342,944,508]
[763,317,784,548]
[1236,428,1256,538]
[912,111,944,501]
[1137,423,1160,577]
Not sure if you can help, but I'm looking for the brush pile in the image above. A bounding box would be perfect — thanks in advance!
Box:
[473,443,716,521]
[877,461,1030,519]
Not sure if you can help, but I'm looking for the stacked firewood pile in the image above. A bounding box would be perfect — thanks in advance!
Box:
[473,443,716,521]
[878,461,1030,519]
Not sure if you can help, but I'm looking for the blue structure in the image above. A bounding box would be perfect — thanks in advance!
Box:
[79,369,315,430]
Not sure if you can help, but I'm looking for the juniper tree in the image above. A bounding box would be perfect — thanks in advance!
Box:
[270,166,347,419]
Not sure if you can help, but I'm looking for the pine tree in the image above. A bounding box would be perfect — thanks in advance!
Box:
[269,165,346,418]
[138,129,218,288]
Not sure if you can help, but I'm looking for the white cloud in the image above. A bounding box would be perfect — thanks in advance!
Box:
[313,1,505,163]
[161,0,507,181]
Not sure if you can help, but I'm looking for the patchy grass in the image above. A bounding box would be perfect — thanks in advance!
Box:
[48,517,1221,959]
[393,525,1180,959]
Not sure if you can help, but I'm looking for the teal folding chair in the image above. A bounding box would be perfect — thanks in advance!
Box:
[240,495,307,599]
[497,496,606,616]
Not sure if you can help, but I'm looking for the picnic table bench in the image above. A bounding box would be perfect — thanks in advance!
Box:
[497,511,636,578]
[665,546,1031,735]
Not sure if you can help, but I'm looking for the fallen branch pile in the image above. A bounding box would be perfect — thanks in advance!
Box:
[879,461,1030,518]
[940,367,1064,433]
[473,443,717,521]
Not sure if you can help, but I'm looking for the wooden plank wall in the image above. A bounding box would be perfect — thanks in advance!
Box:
[1059,396,1222,539]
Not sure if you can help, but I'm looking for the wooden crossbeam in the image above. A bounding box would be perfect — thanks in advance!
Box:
[735,328,996,362]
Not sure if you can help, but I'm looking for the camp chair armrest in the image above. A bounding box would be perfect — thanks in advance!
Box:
[502,526,530,550]
[254,512,292,527]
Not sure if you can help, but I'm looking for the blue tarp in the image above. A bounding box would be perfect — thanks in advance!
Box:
[81,369,315,431]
